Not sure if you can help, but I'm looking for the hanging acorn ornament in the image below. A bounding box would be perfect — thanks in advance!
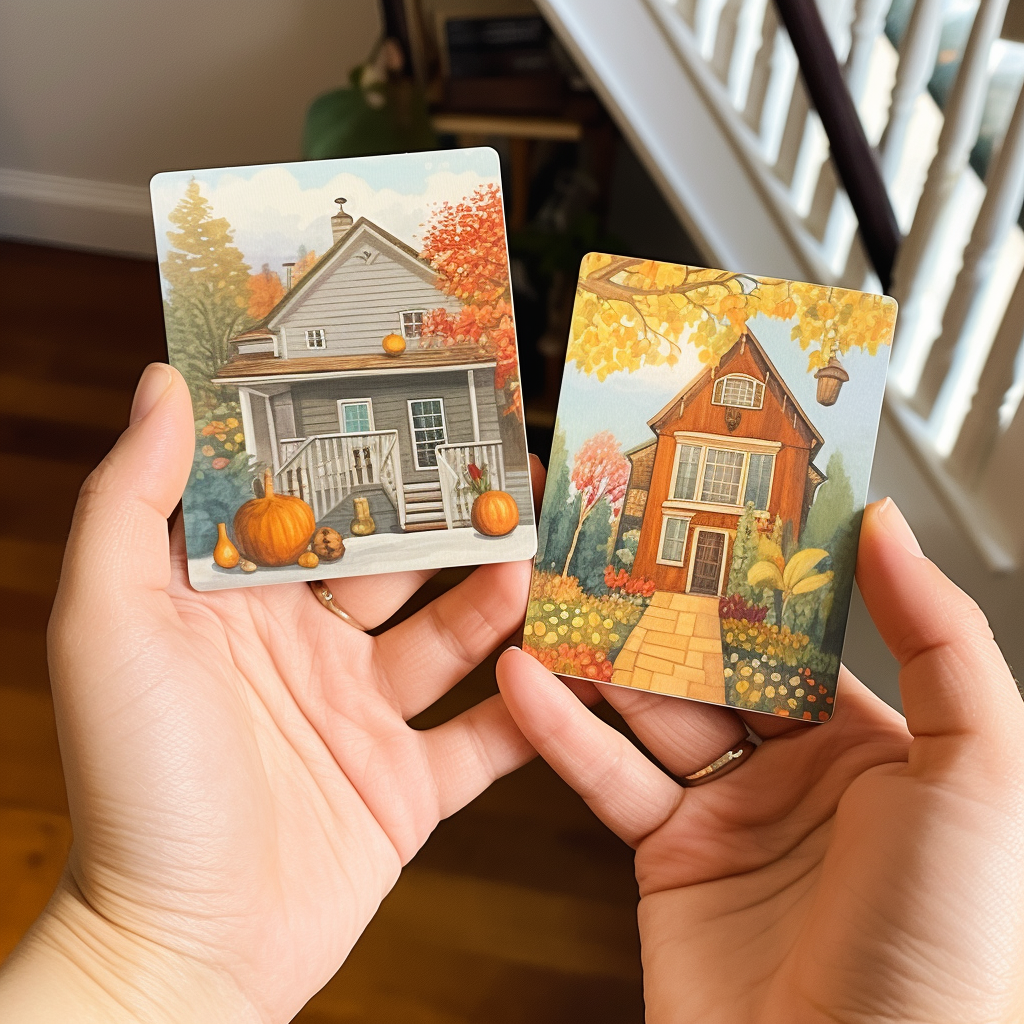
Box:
[814,355,849,406]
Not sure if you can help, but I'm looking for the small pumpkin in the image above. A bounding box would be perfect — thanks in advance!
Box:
[297,551,320,569]
[471,490,519,537]
[381,332,406,356]
[233,469,316,567]
[311,526,345,562]
[213,522,240,568]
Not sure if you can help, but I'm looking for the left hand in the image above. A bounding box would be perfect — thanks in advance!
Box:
[0,364,542,1023]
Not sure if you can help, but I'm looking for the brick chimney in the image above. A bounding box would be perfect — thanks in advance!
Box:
[331,197,354,243]
[282,262,295,290]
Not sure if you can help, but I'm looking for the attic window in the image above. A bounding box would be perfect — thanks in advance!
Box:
[305,328,326,349]
[400,310,425,339]
[356,248,379,264]
[712,374,764,409]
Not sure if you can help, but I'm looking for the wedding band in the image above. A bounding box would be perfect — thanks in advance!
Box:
[310,581,368,631]
[681,739,757,787]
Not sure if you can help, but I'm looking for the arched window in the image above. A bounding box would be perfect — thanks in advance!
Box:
[712,374,764,409]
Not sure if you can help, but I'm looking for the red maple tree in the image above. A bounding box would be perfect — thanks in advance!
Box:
[419,184,521,418]
[562,432,630,578]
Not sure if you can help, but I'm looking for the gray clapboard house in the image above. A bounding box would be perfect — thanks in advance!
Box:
[217,199,512,532]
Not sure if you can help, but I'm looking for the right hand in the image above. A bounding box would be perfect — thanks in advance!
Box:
[498,499,1024,1023]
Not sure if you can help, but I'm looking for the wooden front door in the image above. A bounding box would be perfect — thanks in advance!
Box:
[689,530,725,596]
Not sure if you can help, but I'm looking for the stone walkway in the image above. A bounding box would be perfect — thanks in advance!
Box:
[611,592,725,704]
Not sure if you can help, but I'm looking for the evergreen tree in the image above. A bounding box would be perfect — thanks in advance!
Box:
[570,497,614,592]
[536,424,572,571]
[802,452,858,654]
[803,451,855,549]
[161,179,252,403]
[727,502,760,601]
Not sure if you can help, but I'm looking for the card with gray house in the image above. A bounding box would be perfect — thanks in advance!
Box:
[151,150,535,591]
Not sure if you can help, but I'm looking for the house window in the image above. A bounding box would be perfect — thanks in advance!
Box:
[338,400,374,434]
[400,310,425,340]
[408,398,447,469]
[743,452,774,510]
[672,444,702,500]
[712,374,764,409]
[659,516,690,566]
[700,448,745,504]
[671,438,778,509]
[305,328,326,349]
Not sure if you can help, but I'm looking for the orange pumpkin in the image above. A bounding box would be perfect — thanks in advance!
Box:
[381,333,406,356]
[233,469,315,566]
[471,490,519,537]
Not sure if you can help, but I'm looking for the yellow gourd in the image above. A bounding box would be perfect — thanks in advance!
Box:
[213,523,240,568]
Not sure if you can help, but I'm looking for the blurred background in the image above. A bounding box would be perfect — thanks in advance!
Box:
[2,0,1024,1020]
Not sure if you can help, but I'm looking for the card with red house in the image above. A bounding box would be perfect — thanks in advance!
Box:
[525,255,895,721]
[150,150,535,591]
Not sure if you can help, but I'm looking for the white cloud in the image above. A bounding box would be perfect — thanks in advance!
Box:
[151,165,497,275]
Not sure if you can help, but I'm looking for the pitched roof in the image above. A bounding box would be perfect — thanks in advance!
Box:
[647,329,825,451]
[227,218,436,346]
[215,345,495,380]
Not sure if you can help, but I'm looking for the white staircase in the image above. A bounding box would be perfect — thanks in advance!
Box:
[537,0,1024,702]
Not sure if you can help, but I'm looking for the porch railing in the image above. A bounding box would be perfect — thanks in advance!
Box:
[435,440,506,529]
[274,430,405,524]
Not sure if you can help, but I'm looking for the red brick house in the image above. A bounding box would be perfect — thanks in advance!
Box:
[622,330,826,596]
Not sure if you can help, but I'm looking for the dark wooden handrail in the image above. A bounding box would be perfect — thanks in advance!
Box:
[773,0,901,291]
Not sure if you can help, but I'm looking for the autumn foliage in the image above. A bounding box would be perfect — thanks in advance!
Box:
[604,566,656,598]
[419,184,521,418]
[248,264,286,319]
[561,432,630,578]
[292,249,318,283]
[570,254,896,381]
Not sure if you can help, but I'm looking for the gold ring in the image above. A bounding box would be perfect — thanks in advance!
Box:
[681,739,757,787]
[310,580,367,631]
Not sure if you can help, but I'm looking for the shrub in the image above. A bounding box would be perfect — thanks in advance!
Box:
[603,565,656,599]
[719,593,767,623]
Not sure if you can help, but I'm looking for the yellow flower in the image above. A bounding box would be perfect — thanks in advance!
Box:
[234,432,244,443]
[226,417,239,428]
[740,666,752,677]
[765,685,775,698]
[588,612,602,627]
[735,679,749,693]
[548,616,558,625]
[591,632,601,645]
[571,631,582,643]
[224,442,235,451]
[201,445,215,457]
[557,624,568,635]
[609,633,620,643]
[572,616,584,628]
[532,622,546,636]
[603,618,613,629]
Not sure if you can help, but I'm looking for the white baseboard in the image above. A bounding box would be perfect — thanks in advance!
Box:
[0,168,155,257]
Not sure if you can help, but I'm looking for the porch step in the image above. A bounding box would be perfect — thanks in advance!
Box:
[403,521,450,532]
[406,510,448,523]
[404,499,444,513]
[404,482,443,494]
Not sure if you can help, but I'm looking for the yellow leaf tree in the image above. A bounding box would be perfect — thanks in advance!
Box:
[569,254,895,381]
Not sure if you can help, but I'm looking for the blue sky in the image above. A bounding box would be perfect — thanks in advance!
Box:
[556,311,891,504]
[150,149,501,283]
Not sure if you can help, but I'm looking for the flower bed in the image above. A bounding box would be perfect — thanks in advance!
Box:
[523,571,648,680]
[721,616,839,720]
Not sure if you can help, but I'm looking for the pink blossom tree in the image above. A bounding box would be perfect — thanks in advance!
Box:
[561,432,630,579]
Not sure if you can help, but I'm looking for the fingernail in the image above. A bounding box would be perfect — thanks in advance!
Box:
[130,364,173,425]
[877,497,924,558]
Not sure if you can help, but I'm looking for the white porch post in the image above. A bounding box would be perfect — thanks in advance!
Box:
[238,388,257,465]
[467,369,480,441]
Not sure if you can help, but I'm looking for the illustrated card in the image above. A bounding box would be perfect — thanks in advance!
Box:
[151,149,536,591]
[524,255,895,721]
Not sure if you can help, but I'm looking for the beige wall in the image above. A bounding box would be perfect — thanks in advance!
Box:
[0,0,380,255]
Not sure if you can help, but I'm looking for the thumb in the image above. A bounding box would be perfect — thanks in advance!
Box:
[53,363,195,614]
[855,498,1022,758]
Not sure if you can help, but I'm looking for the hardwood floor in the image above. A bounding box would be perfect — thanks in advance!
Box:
[0,241,644,1021]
